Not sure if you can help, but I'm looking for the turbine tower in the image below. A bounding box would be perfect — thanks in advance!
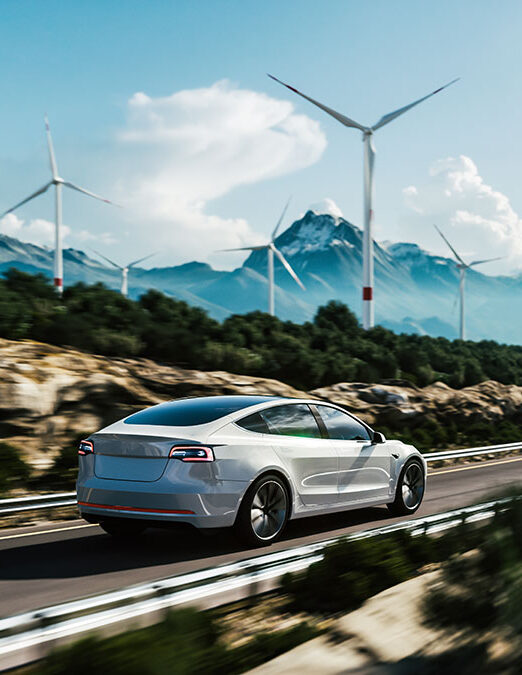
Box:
[1,116,117,294]
[435,225,502,340]
[92,250,156,297]
[268,74,459,329]
[219,200,304,316]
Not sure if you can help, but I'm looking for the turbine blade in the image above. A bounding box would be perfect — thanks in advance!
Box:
[469,256,504,267]
[90,248,122,270]
[272,245,305,290]
[128,251,158,268]
[44,115,58,179]
[63,181,118,206]
[372,78,459,131]
[216,245,267,252]
[0,182,52,217]
[272,197,291,240]
[267,74,367,131]
[434,224,465,266]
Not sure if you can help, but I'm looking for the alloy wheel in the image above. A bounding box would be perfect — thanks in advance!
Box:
[250,480,287,540]
[402,462,425,509]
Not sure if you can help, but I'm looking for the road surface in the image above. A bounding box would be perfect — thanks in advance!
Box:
[1,457,521,617]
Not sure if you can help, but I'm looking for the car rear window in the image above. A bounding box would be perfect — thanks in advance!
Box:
[236,412,270,434]
[124,396,275,427]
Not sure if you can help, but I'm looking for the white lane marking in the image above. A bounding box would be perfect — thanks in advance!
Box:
[0,523,97,542]
[429,456,522,476]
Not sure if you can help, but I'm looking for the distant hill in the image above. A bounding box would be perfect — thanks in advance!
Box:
[2,210,522,342]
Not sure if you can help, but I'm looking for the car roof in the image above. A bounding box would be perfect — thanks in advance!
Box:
[98,394,371,438]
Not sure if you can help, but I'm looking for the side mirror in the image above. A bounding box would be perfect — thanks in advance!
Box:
[373,431,386,444]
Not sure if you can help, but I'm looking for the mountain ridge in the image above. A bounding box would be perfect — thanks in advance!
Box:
[2,210,521,342]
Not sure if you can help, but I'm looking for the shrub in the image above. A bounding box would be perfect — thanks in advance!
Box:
[37,608,319,675]
[424,497,522,668]
[0,442,30,496]
[282,534,420,613]
[281,522,497,615]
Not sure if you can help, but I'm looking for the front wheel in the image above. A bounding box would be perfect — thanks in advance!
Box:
[234,475,289,547]
[387,458,425,516]
[99,518,146,538]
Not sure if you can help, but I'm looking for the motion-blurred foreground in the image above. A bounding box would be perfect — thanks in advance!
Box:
[15,495,522,674]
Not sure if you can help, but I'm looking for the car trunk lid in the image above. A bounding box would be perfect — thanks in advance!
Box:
[92,433,192,482]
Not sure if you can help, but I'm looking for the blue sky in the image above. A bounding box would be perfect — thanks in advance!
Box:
[1,0,522,273]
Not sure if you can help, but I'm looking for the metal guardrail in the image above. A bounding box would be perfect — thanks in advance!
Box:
[0,492,76,515]
[424,441,522,462]
[0,498,508,669]
[0,441,520,516]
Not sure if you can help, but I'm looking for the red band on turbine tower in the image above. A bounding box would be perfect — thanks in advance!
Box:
[54,278,63,289]
[363,287,373,301]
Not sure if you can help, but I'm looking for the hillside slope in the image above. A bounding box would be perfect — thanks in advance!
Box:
[1,339,521,471]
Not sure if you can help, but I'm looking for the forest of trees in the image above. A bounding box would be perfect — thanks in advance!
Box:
[2,268,522,391]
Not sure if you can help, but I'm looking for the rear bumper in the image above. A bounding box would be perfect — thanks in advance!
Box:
[77,476,247,529]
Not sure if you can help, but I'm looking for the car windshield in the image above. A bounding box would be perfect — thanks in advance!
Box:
[124,396,276,427]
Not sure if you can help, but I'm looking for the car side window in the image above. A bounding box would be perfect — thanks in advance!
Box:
[316,405,371,441]
[260,404,322,439]
[236,412,270,434]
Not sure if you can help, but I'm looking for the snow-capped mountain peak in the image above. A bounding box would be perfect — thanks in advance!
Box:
[275,210,362,258]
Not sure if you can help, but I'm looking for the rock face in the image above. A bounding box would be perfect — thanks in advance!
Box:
[311,379,522,427]
[0,339,304,469]
[1,338,522,470]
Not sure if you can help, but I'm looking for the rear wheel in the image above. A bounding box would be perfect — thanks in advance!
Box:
[99,518,146,538]
[234,475,289,547]
[387,458,425,516]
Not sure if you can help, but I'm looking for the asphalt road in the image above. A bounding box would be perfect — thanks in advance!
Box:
[1,456,521,617]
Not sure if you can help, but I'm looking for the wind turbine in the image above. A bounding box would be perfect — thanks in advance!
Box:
[435,225,502,340]
[91,250,157,297]
[0,116,117,294]
[268,73,459,330]
[219,200,304,316]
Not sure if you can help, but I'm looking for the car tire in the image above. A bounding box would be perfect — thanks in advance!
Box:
[234,474,290,547]
[387,458,425,516]
[99,518,146,538]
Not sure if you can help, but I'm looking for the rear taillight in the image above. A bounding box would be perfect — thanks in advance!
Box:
[78,440,94,456]
[169,445,214,462]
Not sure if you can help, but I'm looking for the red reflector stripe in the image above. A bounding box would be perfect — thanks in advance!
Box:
[363,287,373,300]
[53,278,63,288]
[78,501,195,515]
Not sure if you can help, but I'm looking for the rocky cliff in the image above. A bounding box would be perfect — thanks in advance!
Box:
[1,338,521,470]
[0,339,304,469]
[312,379,522,427]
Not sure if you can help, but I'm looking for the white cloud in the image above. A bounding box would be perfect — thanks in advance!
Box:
[75,230,117,246]
[0,213,70,247]
[0,213,116,250]
[308,198,344,219]
[402,155,522,273]
[114,80,327,261]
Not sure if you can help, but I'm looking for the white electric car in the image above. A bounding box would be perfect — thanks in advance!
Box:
[77,395,426,546]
